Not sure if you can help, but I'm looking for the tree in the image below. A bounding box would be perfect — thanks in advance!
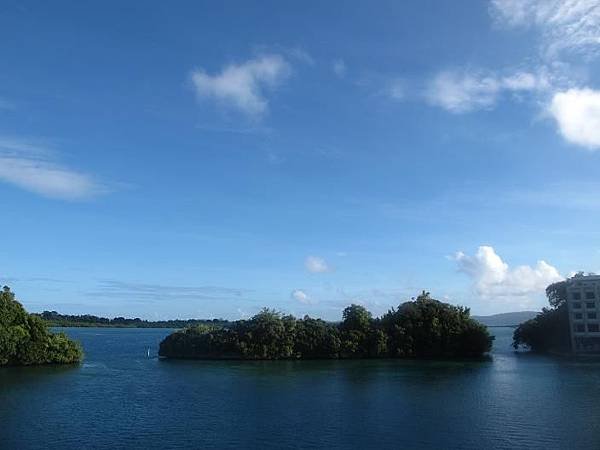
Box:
[0,286,83,366]
[513,305,570,352]
[381,292,492,358]
[546,280,568,308]
[341,304,372,333]
[513,274,583,352]
[236,309,297,359]
[294,316,340,358]
[340,304,373,357]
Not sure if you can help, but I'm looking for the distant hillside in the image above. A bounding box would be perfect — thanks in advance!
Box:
[473,311,539,327]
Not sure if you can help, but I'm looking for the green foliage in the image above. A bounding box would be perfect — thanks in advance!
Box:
[294,317,341,358]
[159,292,492,360]
[340,304,374,358]
[381,291,492,358]
[545,280,568,309]
[0,286,83,366]
[341,304,372,333]
[512,305,570,352]
[512,274,586,353]
[235,309,297,359]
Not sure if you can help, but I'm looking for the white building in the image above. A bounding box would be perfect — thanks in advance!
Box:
[566,275,600,353]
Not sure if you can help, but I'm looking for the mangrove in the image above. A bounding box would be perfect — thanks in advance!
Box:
[159,291,493,360]
[0,286,83,366]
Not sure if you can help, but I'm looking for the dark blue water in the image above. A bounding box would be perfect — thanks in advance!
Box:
[1,327,600,449]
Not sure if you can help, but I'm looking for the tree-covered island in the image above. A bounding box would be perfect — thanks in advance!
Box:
[0,286,83,366]
[159,292,493,360]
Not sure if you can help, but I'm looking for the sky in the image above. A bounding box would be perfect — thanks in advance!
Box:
[2,0,600,320]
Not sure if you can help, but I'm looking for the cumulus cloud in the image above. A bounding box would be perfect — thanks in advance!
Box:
[549,88,600,149]
[0,137,107,200]
[490,0,600,58]
[291,289,316,304]
[305,256,331,273]
[191,54,291,118]
[426,69,549,113]
[454,246,563,304]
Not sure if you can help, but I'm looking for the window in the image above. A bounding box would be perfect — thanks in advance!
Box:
[575,324,585,332]
[573,292,582,300]
[573,302,582,309]
[589,312,597,320]
[575,313,583,320]
[586,291,596,300]
[588,324,599,333]
[586,302,596,309]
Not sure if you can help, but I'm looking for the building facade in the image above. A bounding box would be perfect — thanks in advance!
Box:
[566,275,600,353]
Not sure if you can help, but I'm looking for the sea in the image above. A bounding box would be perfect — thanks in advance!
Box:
[1,327,599,449]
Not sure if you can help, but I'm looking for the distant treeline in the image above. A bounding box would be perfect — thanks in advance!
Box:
[159,292,493,360]
[36,310,230,329]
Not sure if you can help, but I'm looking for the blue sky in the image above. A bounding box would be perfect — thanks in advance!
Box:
[2,0,600,319]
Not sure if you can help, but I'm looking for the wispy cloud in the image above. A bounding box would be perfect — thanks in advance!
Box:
[388,80,405,100]
[490,0,600,58]
[423,1,600,150]
[425,69,549,113]
[305,255,332,273]
[87,280,252,302]
[0,137,108,200]
[332,59,347,78]
[190,54,291,118]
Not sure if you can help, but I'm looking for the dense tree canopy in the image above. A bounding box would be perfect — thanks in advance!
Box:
[545,279,569,309]
[0,286,82,366]
[513,278,571,352]
[159,292,492,360]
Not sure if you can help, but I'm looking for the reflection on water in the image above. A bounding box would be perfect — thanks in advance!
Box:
[1,327,599,449]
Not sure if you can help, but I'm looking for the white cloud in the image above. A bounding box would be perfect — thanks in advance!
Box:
[332,59,347,78]
[549,88,600,149]
[191,54,291,118]
[291,289,316,304]
[490,0,600,58]
[0,137,107,200]
[503,71,550,90]
[426,71,500,113]
[454,246,563,304]
[305,256,331,273]
[426,69,549,113]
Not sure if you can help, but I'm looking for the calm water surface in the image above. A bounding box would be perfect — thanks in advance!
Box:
[1,327,600,449]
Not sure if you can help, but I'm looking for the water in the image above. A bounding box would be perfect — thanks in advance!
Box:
[1,327,600,449]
